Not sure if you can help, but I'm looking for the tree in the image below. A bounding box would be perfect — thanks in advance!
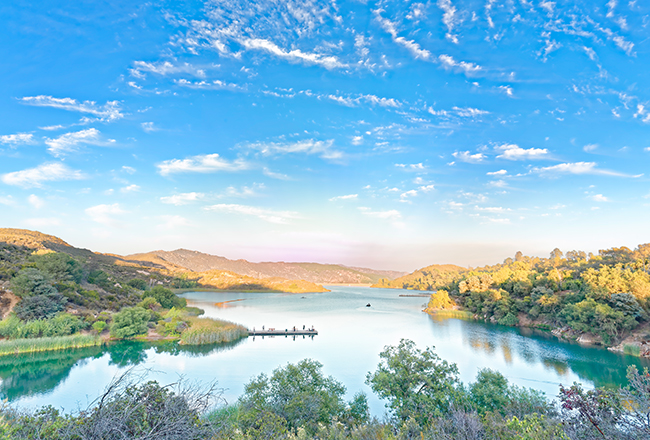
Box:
[238,359,354,434]
[365,339,460,425]
[127,278,148,290]
[550,248,563,261]
[14,293,66,320]
[110,307,150,338]
[10,268,57,297]
[33,253,83,283]
[143,286,187,309]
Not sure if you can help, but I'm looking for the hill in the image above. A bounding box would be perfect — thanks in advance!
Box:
[371,264,467,290]
[126,249,405,284]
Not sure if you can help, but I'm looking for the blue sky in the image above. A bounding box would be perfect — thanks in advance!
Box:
[1,0,649,271]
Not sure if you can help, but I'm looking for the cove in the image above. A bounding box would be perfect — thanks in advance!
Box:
[2,286,648,416]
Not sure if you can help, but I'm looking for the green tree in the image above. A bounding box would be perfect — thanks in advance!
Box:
[110,307,150,338]
[127,278,148,290]
[14,293,66,320]
[33,253,83,283]
[365,339,460,425]
[10,268,57,297]
[143,286,186,309]
[238,359,354,434]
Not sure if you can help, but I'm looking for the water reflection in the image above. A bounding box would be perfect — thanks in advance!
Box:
[0,339,246,401]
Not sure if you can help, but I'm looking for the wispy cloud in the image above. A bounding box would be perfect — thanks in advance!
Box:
[28,194,44,209]
[204,204,300,224]
[437,0,460,43]
[487,169,507,175]
[495,144,548,160]
[1,162,86,188]
[20,96,123,122]
[245,139,343,161]
[438,54,482,76]
[160,192,205,205]
[157,154,250,176]
[589,194,609,202]
[329,194,358,202]
[131,60,207,78]
[395,163,427,172]
[374,11,432,61]
[0,133,35,146]
[174,79,244,91]
[453,151,485,163]
[44,128,113,157]
[532,162,641,178]
[120,184,140,193]
[241,38,346,70]
[85,203,127,227]
[358,206,401,220]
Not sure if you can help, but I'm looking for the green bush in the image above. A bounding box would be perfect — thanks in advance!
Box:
[110,307,150,339]
[10,268,57,297]
[33,253,83,283]
[128,278,148,290]
[92,321,106,334]
[14,293,67,321]
[0,313,84,339]
[143,286,186,309]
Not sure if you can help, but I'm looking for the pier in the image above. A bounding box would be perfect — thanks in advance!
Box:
[248,327,318,336]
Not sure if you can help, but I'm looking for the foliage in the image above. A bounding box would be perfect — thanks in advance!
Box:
[32,253,83,283]
[92,320,106,334]
[426,289,456,310]
[365,339,460,425]
[0,313,84,339]
[238,358,356,434]
[14,292,67,320]
[110,306,150,338]
[10,268,57,297]
[143,286,187,309]
[127,278,148,290]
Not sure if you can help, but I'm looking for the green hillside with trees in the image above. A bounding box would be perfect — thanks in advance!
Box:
[377,245,650,351]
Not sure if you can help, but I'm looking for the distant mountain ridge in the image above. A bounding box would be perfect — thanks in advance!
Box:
[126,249,406,284]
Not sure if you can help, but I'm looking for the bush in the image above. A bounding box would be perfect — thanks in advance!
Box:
[14,293,66,320]
[110,307,150,339]
[10,268,57,297]
[143,286,186,309]
[128,278,148,290]
[33,253,83,283]
[92,321,107,334]
[0,313,84,339]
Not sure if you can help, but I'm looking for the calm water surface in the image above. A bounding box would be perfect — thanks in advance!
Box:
[3,286,649,415]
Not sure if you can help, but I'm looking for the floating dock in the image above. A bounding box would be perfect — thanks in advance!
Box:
[248,328,318,336]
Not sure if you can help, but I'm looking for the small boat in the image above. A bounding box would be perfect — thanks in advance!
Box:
[366,303,371,307]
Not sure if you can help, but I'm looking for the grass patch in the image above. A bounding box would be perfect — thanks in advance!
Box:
[623,344,641,356]
[180,317,248,345]
[0,334,102,356]
[426,309,474,320]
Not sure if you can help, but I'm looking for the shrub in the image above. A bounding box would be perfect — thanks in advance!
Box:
[14,293,66,321]
[33,253,83,283]
[10,268,57,297]
[92,321,106,334]
[127,278,148,290]
[143,286,186,309]
[110,307,150,339]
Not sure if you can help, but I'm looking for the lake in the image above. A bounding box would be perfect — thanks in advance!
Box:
[2,286,648,416]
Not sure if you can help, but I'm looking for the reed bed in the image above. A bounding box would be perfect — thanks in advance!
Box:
[0,334,102,356]
[180,317,248,345]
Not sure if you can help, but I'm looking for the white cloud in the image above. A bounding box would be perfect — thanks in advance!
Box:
[395,163,427,171]
[475,206,511,213]
[0,133,35,146]
[329,194,358,201]
[438,0,460,43]
[157,153,250,176]
[1,162,86,188]
[498,85,514,97]
[453,151,485,163]
[589,194,609,202]
[487,169,507,175]
[120,184,140,193]
[241,38,346,70]
[351,136,363,145]
[438,55,482,76]
[583,144,598,152]
[419,184,435,192]
[131,61,207,78]
[85,203,127,227]
[245,139,343,160]
[141,122,158,132]
[160,192,205,205]
[174,78,244,91]
[263,168,291,180]
[20,96,123,122]
[44,128,113,157]
[121,166,136,174]
[495,144,548,160]
[400,190,418,199]
[0,196,15,206]
[204,204,300,224]
[374,12,432,61]
[532,162,641,177]
[452,106,489,117]
[224,183,264,198]
[28,194,44,209]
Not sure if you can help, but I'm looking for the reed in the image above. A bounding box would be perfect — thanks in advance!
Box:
[180,317,248,345]
[0,334,102,356]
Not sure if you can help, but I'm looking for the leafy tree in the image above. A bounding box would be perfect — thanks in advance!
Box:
[143,286,186,309]
[365,339,460,425]
[427,289,455,310]
[238,359,353,434]
[110,307,150,338]
[87,269,110,288]
[10,268,57,297]
[14,292,66,320]
[33,253,83,283]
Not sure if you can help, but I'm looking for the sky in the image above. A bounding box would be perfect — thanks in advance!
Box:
[1,0,650,271]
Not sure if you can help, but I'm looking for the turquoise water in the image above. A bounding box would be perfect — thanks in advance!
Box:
[2,286,648,416]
